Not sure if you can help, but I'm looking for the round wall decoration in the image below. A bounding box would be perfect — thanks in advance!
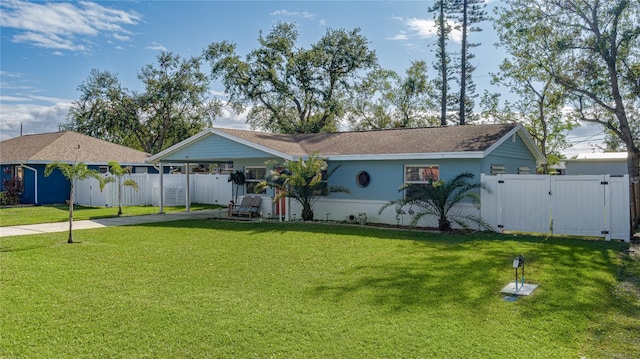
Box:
[356,171,370,187]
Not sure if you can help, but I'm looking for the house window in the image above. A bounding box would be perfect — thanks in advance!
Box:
[134,167,148,174]
[490,164,506,175]
[404,165,439,198]
[518,166,530,175]
[14,166,24,192]
[314,169,329,196]
[99,166,109,174]
[245,166,266,194]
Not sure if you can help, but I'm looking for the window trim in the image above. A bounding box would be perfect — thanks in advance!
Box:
[404,164,439,198]
[245,166,267,195]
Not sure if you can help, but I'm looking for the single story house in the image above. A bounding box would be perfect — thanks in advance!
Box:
[564,152,630,175]
[147,123,545,226]
[0,131,155,205]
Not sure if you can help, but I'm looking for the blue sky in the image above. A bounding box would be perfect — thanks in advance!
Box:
[0,0,603,154]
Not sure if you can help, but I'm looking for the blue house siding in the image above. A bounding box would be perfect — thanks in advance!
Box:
[160,134,274,162]
[1,163,158,205]
[327,158,484,201]
[482,134,537,174]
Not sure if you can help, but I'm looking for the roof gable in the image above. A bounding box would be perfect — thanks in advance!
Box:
[0,131,151,164]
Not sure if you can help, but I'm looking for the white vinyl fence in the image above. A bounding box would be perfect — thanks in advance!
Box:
[75,173,232,208]
[481,174,631,242]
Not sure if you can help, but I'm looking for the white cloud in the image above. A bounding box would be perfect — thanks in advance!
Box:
[387,31,408,41]
[146,42,168,52]
[270,10,315,20]
[112,33,131,42]
[0,70,23,78]
[0,0,141,52]
[0,101,72,141]
[392,17,463,44]
[214,105,250,130]
[0,95,30,102]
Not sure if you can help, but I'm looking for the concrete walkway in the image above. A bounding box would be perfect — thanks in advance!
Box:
[0,209,229,238]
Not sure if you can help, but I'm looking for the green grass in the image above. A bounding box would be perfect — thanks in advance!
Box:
[0,204,222,227]
[1,221,638,358]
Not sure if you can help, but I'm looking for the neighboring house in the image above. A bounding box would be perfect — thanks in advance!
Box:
[0,131,154,204]
[564,152,630,176]
[147,123,545,225]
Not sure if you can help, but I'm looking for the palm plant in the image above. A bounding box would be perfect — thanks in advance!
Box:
[257,153,350,221]
[105,160,139,216]
[380,172,492,231]
[44,161,108,243]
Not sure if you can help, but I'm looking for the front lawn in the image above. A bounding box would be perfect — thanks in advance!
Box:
[0,204,222,227]
[1,221,637,358]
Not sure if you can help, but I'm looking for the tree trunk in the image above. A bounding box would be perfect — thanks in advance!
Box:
[458,0,469,125]
[117,177,123,216]
[438,217,451,232]
[302,204,314,221]
[68,186,74,243]
[628,148,640,182]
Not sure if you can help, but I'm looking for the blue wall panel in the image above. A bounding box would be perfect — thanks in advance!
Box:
[327,158,483,201]
[481,133,538,174]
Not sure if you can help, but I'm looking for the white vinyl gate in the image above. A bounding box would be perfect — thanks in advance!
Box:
[481,174,631,242]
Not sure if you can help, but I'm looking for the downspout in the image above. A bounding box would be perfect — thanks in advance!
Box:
[21,164,38,205]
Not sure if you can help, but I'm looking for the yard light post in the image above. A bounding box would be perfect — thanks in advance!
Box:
[513,254,525,291]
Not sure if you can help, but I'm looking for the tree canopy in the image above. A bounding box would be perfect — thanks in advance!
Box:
[496,0,640,179]
[346,61,439,130]
[62,52,220,154]
[204,22,378,134]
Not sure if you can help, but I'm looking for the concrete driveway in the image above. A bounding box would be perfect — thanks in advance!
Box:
[0,209,228,237]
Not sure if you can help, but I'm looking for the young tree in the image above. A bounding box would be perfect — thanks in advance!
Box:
[450,0,488,125]
[428,0,456,126]
[105,161,139,216]
[204,22,377,134]
[256,153,349,221]
[44,161,106,243]
[346,61,439,130]
[379,172,491,231]
[496,0,640,180]
[62,52,220,154]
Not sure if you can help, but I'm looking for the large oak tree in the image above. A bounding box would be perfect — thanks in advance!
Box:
[496,0,640,179]
[62,52,219,154]
[204,22,377,134]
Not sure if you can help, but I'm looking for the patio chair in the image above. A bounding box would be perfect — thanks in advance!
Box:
[228,196,253,217]
[246,196,262,218]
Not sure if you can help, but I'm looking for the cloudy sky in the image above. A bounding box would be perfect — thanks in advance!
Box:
[0,0,604,155]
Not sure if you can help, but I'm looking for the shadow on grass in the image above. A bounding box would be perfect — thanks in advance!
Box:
[137,219,629,300]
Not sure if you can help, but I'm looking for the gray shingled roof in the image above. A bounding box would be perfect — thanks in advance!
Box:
[217,123,518,157]
[0,131,151,164]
